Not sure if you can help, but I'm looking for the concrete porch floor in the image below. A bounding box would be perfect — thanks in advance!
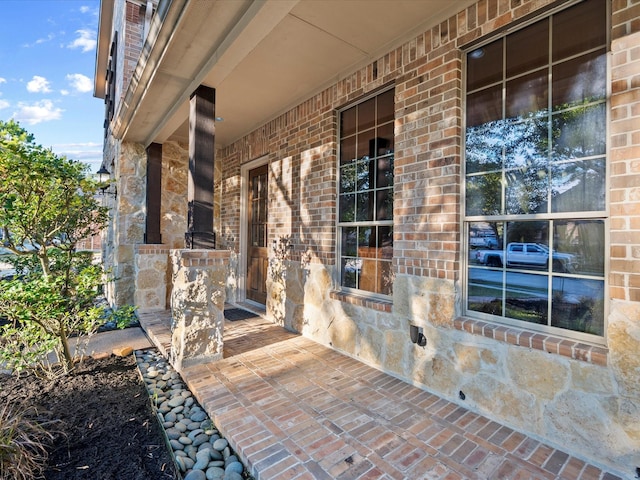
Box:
[136,309,623,480]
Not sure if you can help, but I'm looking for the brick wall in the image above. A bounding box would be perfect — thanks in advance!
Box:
[218,96,338,264]
[610,0,640,302]
[218,0,574,282]
[123,1,143,97]
[212,1,640,471]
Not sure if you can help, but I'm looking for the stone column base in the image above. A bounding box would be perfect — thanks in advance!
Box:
[134,244,170,312]
[169,249,230,371]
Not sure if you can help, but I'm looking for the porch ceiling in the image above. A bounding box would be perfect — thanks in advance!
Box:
[114,0,475,149]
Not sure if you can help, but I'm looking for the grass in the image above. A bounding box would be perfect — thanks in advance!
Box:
[0,404,54,480]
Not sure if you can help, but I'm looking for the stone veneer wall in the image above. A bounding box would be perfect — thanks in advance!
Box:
[102,0,149,307]
[102,141,147,306]
[160,141,189,249]
[214,0,640,473]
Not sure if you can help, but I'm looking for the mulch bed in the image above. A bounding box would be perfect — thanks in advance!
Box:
[0,355,178,480]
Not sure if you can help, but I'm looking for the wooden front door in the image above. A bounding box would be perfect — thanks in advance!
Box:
[246,165,268,304]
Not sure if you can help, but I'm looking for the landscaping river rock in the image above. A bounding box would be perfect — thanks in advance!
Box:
[135,349,250,480]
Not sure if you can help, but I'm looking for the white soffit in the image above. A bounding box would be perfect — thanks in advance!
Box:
[129,0,475,147]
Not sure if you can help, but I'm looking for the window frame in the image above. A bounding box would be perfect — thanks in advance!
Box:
[336,87,395,299]
[461,0,610,345]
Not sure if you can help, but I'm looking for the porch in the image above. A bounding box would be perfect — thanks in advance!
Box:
[136,309,622,480]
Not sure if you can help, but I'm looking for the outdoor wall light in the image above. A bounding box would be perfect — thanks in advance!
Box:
[96,165,117,198]
[410,325,427,347]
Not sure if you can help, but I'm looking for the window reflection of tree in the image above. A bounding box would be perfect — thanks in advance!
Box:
[466,99,605,218]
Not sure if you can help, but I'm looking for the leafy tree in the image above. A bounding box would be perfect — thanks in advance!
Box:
[0,120,115,375]
[0,120,108,278]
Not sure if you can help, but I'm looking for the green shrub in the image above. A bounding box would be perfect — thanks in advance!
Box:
[108,304,138,330]
[0,120,110,376]
[0,250,106,377]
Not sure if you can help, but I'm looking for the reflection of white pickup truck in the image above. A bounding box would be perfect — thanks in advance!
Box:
[469,232,498,249]
[475,242,578,272]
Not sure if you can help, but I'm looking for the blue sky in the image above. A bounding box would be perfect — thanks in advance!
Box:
[0,0,103,172]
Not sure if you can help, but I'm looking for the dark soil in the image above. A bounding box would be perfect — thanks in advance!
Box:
[0,355,178,480]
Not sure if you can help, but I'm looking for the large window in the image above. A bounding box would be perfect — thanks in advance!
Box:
[338,89,394,295]
[464,0,607,340]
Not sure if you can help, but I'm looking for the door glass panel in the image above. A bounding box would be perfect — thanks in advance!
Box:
[250,172,267,247]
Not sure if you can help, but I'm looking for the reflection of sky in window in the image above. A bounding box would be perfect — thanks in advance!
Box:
[553,52,606,109]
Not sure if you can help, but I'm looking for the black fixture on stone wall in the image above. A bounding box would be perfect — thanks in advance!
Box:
[96,165,117,198]
[410,325,427,347]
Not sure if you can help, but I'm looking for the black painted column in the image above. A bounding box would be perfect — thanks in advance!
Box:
[186,85,216,249]
[145,142,162,244]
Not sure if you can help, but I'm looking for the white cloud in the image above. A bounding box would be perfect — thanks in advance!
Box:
[53,142,102,166]
[0,78,6,84]
[55,141,101,157]
[0,99,9,110]
[66,73,92,93]
[27,76,52,93]
[36,34,55,45]
[22,33,56,49]
[12,100,63,125]
[68,29,96,53]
